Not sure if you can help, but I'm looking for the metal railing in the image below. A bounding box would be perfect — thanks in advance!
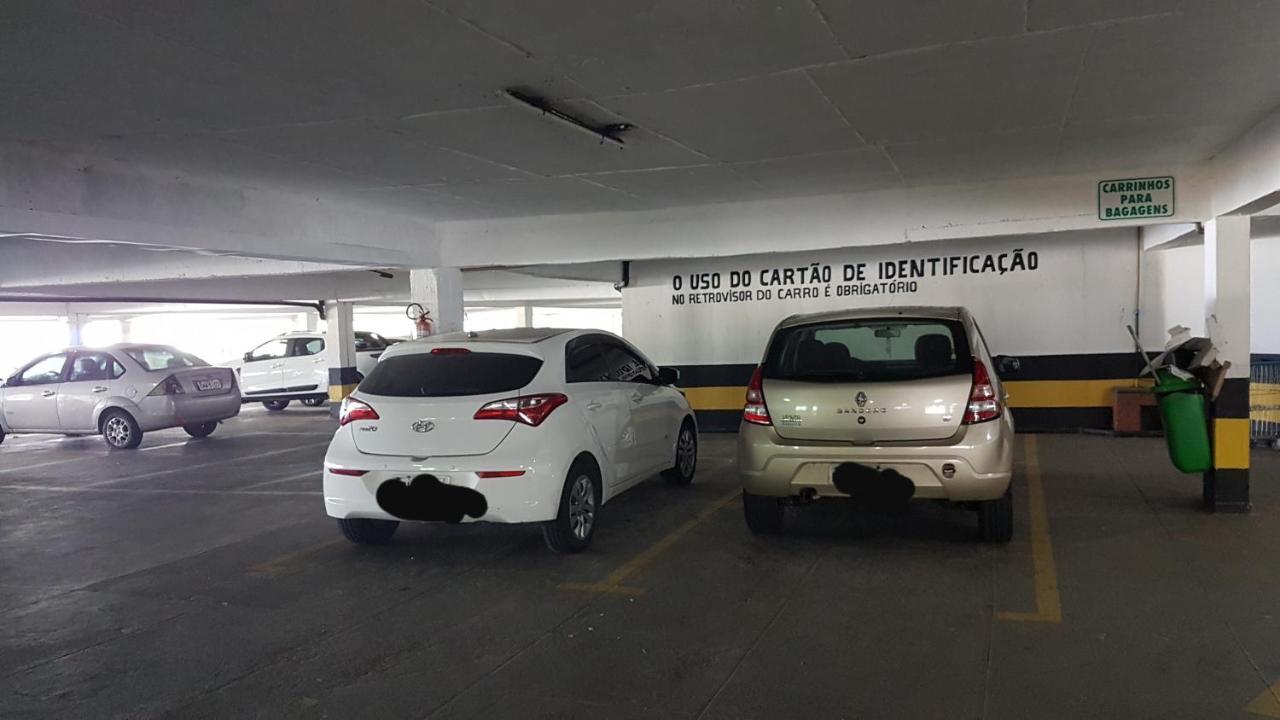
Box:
[1251,359,1280,446]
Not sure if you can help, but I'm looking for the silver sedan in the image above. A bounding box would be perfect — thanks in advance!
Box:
[0,344,241,449]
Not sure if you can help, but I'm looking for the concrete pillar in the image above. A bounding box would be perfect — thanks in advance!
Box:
[324,301,358,414]
[409,268,464,336]
[1204,215,1251,512]
[523,305,535,328]
[304,311,319,332]
[68,310,87,346]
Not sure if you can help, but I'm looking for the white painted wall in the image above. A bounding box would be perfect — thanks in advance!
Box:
[1138,236,1280,354]
[1139,244,1205,348]
[1252,237,1280,354]
[623,229,1139,365]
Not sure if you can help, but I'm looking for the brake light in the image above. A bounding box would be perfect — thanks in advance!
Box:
[431,347,471,355]
[147,375,184,396]
[326,466,368,477]
[743,366,771,426]
[962,359,1001,425]
[476,470,526,478]
[339,396,380,426]
[474,393,568,427]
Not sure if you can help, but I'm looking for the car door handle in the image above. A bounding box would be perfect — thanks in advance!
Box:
[271,363,284,369]
[629,392,644,403]
[92,386,109,393]
[40,389,56,397]
[585,401,603,411]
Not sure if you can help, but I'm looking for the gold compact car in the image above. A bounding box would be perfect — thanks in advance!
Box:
[737,306,1016,542]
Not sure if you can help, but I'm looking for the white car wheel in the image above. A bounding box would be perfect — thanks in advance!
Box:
[543,460,600,554]
[663,420,698,485]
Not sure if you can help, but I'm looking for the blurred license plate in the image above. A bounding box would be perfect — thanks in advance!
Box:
[195,379,223,391]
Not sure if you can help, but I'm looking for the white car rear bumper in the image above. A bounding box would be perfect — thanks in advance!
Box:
[323,432,572,525]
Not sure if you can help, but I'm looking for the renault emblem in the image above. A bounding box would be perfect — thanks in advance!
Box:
[411,419,435,433]
[855,391,868,408]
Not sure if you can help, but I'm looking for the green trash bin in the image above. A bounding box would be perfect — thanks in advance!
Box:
[1151,370,1212,473]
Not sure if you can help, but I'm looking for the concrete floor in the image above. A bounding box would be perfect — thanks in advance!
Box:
[2,407,1280,719]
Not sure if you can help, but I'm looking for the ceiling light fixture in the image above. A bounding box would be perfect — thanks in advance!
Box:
[502,88,632,147]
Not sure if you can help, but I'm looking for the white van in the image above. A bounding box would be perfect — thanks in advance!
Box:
[229,331,393,410]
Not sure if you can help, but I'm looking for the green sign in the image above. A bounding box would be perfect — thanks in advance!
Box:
[1098,176,1174,220]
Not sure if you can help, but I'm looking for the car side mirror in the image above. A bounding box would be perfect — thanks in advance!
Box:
[657,367,680,386]
[3,375,18,387]
[243,352,253,363]
[993,355,1021,376]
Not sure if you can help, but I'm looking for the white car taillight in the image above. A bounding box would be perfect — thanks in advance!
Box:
[961,359,1001,425]
[339,396,379,426]
[743,366,771,426]
[326,466,368,477]
[474,393,567,427]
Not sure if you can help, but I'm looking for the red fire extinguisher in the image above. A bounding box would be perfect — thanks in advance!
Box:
[406,303,433,339]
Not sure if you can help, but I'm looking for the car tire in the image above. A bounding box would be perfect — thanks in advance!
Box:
[337,518,399,545]
[662,420,698,486]
[743,490,784,535]
[262,400,290,412]
[978,486,1014,543]
[100,410,143,450]
[183,422,218,439]
[0,427,5,445]
[301,398,325,407]
[542,459,600,554]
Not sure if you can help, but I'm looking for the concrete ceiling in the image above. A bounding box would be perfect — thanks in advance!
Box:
[5,0,1279,220]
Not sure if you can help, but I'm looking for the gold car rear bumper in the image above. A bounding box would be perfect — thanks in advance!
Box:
[737,418,1014,502]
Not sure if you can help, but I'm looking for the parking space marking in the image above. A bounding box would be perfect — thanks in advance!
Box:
[560,488,740,595]
[0,454,117,476]
[83,442,330,488]
[248,431,337,436]
[0,484,318,497]
[0,436,284,475]
[239,468,320,490]
[248,540,346,577]
[1245,679,1280,717]
[138,440,195,453]
[995,434,1063,623]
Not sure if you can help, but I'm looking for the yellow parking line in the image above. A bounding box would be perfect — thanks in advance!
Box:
[561,488,741,595]
[1245,679,1280,717]
[995,434,1063,623]
[248,539,345,577]
[557,582,649,595]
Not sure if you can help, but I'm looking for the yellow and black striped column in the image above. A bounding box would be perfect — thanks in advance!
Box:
[1203,215,1251,513]
[328,367,360,403]
[1206,377,1249,512]
[323,300,358,418]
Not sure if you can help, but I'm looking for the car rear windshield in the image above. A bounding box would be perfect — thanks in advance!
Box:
[358,352,543,397]
[764,317,972,383]
[124,346,209,372]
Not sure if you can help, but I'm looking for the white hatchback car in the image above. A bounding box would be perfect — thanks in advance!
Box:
[232,331,393,410]
[323,328,698,553]
[0,344,240,449]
